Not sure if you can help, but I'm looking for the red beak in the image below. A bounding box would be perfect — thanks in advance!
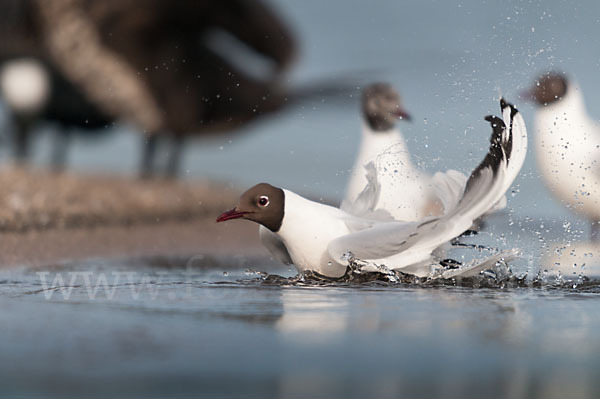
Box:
[394,108,412,121]
[216,208,248,222]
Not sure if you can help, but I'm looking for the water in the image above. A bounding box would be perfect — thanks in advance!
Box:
[0,247,598,398]
[0,215,598,397]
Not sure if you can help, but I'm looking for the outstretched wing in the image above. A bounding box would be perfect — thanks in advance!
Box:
[328,99,526,264]
[429,169,468,214]
[430,168,508,216]
[500,98,528,196]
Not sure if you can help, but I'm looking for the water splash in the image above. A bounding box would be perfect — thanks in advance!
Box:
[243,262,600,292]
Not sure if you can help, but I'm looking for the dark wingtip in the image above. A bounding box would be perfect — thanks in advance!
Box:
[485,115,506,143]
[500,97,519,117]
[485,115,505,126]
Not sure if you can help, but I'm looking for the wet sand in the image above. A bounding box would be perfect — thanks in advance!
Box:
[0,167,267,268]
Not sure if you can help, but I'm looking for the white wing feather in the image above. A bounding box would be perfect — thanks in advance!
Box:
[340,162,392,220]
[429,169,468,213]
[328,99,526,266]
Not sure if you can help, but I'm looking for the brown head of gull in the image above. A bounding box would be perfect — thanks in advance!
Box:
[525,72,568,106]
[216,183,285,233]
[361,82,411,131]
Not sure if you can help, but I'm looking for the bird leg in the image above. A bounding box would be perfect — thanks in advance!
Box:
[140,134,159,179]
[50,129,71,172]
[165,135,184,179]
[13,116,32,163]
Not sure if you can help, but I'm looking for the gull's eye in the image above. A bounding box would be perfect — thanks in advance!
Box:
[258,196,270,207]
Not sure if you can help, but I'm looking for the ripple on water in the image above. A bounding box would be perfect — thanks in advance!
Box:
[1,246,600,303]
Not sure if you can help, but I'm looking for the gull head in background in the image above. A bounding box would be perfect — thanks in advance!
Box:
[525,71,568,106]
[362,82,411,131]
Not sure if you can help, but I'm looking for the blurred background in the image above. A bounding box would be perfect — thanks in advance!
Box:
[1,0,599,223]
[0,0,597,238]
[0,1,599,398]
[187,0,596,225]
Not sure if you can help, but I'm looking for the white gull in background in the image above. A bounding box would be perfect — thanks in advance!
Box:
[217,99,527,278]
[342,82,506,222]
[526,72,600,240]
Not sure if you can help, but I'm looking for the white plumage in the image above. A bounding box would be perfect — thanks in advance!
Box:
[343,120,450,221]
[257,99,527,277]
[533,81,600,223]
[343,84,507,222]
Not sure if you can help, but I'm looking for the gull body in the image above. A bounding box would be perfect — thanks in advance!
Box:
[219,99,527,277]
[276,189,427,277]
[529,73,600,227]
[345,83,434,221]
[346,120,432,221]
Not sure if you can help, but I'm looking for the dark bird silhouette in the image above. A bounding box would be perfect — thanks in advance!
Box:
[0,0,298,176]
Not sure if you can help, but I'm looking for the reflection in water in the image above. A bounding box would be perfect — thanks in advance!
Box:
[275,288,391,341]
[276,289,350,340]
[271,284,600,398]
[0,260,598,397]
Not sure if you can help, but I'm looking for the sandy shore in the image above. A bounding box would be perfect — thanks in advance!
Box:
[0,167,240,231]
[0,218,267,268]
[0,167,268,268]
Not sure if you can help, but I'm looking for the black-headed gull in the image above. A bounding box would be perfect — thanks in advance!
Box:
[218,99,527,278]
[343,82,505,222]
[525,72,600,239]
